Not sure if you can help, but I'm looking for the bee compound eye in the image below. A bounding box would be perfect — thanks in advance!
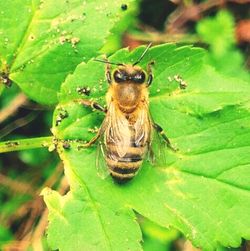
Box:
[133,72,146,84]
[113,70,126,83]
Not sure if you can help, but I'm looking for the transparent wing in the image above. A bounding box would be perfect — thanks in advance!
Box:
[148,125,168,167]
[147,105,178,167]
[96,139,109,179]
[92,116,109,180]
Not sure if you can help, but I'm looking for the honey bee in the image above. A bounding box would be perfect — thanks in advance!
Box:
[79,44,177,183]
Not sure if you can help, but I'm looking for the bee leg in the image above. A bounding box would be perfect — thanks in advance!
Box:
[147,61,155,86]
[153,123,178,152]
[77,99,107,113]
[78,124,106,149]
[77,132,101,150]
[74,99,107,149]
[84,131,101,147]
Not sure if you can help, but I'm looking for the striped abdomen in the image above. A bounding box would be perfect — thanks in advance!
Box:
[105,142,147,183]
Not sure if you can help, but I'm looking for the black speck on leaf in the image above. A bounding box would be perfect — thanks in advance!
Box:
[121,4,127,11]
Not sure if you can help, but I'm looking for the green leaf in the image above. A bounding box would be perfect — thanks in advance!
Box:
[44,44,250,250]
[0,0,132,104]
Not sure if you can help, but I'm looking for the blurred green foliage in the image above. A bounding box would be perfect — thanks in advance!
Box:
[197,10,250,81]
[197,10,236,57]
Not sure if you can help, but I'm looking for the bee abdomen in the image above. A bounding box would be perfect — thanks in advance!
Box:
[106,145,146,183]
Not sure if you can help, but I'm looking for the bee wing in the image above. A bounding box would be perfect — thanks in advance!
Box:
[90,118,109,180]
[105,103,131,158]
[96,140,110,179]
[146,109,171,166]
[130,104,152,166]
[96,102,131,178]
[134,105,151,147]
[148,124,168,166]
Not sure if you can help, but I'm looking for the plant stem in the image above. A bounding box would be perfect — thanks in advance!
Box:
[0,136,53,153]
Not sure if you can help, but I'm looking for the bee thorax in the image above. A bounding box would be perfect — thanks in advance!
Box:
[115,84,142,113]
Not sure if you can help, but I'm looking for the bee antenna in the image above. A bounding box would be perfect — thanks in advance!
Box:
[133,42,152,66]
[94,58,124,66]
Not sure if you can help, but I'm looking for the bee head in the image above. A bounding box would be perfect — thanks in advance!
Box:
[113,65,146,84]
[94,43,152,86]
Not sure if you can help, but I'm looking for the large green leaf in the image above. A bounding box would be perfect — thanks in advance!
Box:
[44,44,250,250]
[0,0,132,104]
